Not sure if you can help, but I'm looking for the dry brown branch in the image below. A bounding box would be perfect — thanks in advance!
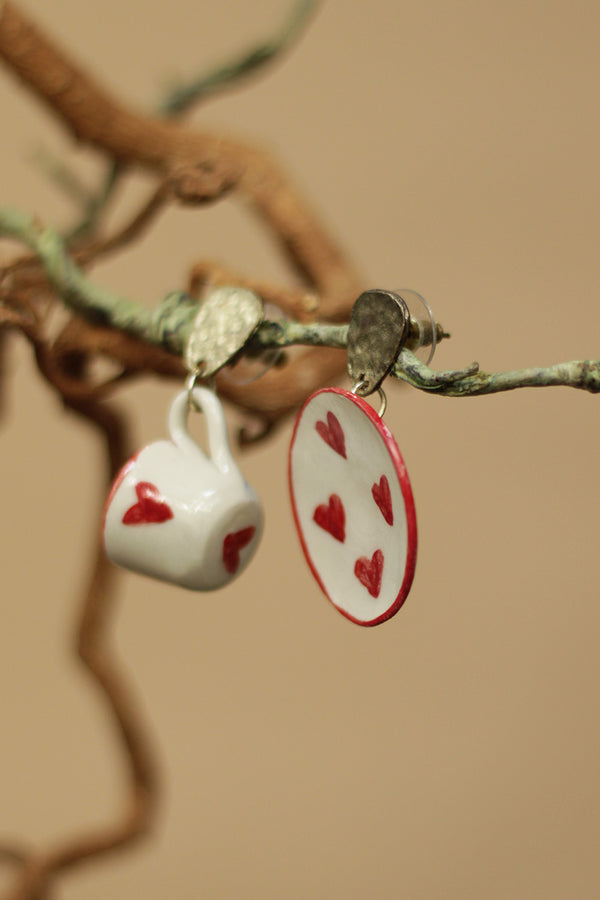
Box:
[0,0,367,429]
[0,844,30,868]
[74,181,172,265]
[3,367,159,900]
[0,311,159,899]
[0,2,363,313]
[187,260,320,321]
[0,179,172,298]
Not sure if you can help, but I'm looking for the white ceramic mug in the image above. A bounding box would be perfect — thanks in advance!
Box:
[103,387,263,590]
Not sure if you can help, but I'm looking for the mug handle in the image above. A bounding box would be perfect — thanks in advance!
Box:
[168,387,238,476]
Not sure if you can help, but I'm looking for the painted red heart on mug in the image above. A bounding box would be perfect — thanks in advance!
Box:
[222,526,256,574]
[122,482,174,525]
[313,493,345,542]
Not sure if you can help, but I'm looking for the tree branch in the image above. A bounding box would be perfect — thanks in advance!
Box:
[0,205,440,367]
[0,1,362,312]
[158,0,319,115]
[3,208,600,401]
[4,393,159,900]
[394,350,600,395]
[68,0,319,239]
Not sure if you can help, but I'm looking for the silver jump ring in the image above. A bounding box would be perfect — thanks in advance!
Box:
[351,381,387,419]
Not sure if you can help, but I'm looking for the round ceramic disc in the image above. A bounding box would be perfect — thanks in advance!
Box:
[289,387,417,626]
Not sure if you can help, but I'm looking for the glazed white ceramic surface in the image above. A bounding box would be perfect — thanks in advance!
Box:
[289,387,417,626]
[104,387,263,590]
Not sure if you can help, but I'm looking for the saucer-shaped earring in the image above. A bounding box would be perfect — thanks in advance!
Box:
[289,289,418,626]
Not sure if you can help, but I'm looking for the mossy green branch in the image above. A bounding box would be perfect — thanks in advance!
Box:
[158,0,319,116]
[1,208,136,326]
[393,349,600,395]
[2,206,600,396]
[0,206,353,357]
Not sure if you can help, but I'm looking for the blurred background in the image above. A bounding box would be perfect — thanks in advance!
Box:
[1,1,600,897]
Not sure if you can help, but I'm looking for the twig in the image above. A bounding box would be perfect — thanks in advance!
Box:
[5,391,159,900]
[0,206,441,359]
[3,209,600,400]
[0,1,362,313]
[0,0,365,425]
[68,0,318,238]
[0,844,30,868]
[186,260,321,321]
[67,162,124,243]
[0,207,172,343]
[0,316,158,898]
[158,0,320,115]
[28,145,94,209]
[394,349,600,395]
[75,180,172,265]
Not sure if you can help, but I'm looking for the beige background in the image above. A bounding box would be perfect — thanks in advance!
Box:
[1,1,600,897]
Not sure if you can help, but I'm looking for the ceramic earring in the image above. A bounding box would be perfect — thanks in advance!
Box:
[288,290,418,626]
[103,286,266,590]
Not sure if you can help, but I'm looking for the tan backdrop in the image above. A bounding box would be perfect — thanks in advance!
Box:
[1,1,600,897]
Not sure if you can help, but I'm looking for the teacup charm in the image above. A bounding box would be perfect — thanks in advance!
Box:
[103,386,263,590]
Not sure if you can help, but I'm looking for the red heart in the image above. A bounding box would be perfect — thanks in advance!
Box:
[223,526,256,574]
[354,549,384,598]
[315,411,347,458]
[372,474,394,525]
[122,482,174,525]
[313,494,345,542]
